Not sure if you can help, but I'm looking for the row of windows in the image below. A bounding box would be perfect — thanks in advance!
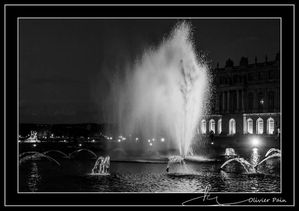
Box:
[246,117,275,135]
[200,117,275,135]
[218,91,276,112]
[218,70,277,85]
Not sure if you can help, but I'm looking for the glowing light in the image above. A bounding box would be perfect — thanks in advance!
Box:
[251,137,261,147]
[148,139,151,143]
[252,147,258,152]
[118,139,121,142]
[161,138,165,142]
[78,144,82,147]
[149,143,153,146]
[211,142,214,145]
[135,137,139,141]
[33,144,37,147]
[92,139,95,142]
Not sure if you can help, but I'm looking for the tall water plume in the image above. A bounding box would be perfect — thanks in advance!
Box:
[108,22,211,156]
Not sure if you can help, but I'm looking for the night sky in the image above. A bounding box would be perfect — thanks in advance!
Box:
[20,19,279,124]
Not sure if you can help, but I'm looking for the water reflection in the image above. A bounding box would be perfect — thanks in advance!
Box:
[250,148,260,166]
[27,162,41,192]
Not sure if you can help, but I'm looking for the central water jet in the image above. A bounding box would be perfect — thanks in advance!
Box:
[111,22,211,157]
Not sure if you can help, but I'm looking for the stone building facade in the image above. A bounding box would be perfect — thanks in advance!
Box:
[201,54,280,137]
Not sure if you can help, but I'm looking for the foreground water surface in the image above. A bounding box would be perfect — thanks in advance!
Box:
[19,156,280,193]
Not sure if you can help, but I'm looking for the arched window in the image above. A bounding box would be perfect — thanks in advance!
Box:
[247,118,253,134]
[209,119,215,133]
[256,118,264,134]
[229,119,236,135]
[267,118,275,134]
[217,119,222,134]
[201,119,206,134]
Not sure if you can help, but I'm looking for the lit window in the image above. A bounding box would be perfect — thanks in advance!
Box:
[217,119,222,134]
[267,118,275,134]
[247,118,253,134]
[201,119,206,134]
[209,119,215,133]
[229,119,236,135]
[256,118,264,134]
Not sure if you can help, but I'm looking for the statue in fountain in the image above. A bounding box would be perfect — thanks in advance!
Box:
[25,131,40,143]
[91,156,110,175]
[166,155,186,173]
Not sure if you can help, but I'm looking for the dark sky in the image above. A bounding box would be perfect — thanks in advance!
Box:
[20,19,279,124]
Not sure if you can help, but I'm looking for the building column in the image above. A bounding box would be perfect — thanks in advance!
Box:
[237,89,240,111]
[227,91,230,113]
[264,117,268,135]
[222,91,226,112]
[242,90,245,112]
[276,88,280,112]
[216,93,219,113]
[253,90,258,112]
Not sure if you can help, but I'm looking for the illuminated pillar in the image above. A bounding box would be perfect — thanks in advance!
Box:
[243,115,247,134]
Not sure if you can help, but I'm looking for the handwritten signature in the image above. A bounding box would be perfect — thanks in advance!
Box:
[182,185,250,206]
[182,185,287,206]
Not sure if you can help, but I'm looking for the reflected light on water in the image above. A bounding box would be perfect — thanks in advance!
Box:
[28,162,41,192]
[250,147,260,166]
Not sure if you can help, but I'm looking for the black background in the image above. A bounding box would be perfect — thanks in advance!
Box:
[4,3,295,206]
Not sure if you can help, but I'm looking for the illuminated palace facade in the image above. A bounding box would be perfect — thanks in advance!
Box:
[201,54,280,138]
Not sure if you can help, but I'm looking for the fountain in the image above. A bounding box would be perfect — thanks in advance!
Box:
[91,156,110,175]
[166,155,198,175]
[220,148,281,175]
[43,150,70,159]
[256,148,280,175]
[220,157,256,173]
[224,148,237,158]
[265,148,281,157]
[69,148,97,159]
[19,152,61,166]
[108,21,210,160]
[24,131,40,143]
